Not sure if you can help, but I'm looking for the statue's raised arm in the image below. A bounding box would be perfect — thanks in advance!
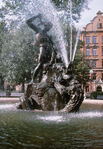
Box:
[26,14,42,33]
[26,14,52,33]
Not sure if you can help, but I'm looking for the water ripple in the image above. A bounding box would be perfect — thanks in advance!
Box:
[37,115,64,122]
[0,107,103,149]
[0,104,16,110]
[36,111,103,123]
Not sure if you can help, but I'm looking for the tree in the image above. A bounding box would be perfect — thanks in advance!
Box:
[1,25,39,91]
[0,21,7,89]
[0,0,89,91]
[74,48,90,89]
[0,0,88,28]
[64,23,90,89]
[52,0,88,21]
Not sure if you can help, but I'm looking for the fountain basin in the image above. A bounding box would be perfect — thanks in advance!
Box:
[0,99,103,149]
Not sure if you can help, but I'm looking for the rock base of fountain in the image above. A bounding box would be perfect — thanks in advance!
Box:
[17,63,84,112]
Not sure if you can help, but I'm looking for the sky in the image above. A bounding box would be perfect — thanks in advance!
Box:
[76,0,103,29]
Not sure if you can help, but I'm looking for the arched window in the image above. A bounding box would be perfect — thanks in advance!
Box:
[96,86,102,92]
[97,23,102,29]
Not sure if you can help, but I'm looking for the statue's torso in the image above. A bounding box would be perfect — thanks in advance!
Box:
[37,33,53,63]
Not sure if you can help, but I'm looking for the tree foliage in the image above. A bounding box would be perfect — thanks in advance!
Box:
[0,0,88,27]
[0,21,7,89]
[0,0,89,91]
[52,0,88,21]
[1,25,39,90]
[74,49,90,88]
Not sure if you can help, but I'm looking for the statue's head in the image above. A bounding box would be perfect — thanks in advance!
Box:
[43,22,53,32]
[32,13,53,33]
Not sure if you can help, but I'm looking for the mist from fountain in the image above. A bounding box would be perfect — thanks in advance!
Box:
[68,0,73,62]
[4,0,80,67]
[37,111,103,123]
[72,29,81,62]
[16,0,69,68]
[0,103,16,110]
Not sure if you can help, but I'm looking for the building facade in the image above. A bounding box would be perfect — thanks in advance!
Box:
[80,11,103,94]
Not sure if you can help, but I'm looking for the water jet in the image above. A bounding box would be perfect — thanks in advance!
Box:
[17,0,84,112]
[0,1,103,148]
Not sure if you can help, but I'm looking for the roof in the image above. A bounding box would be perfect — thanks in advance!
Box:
[97,10,103,15]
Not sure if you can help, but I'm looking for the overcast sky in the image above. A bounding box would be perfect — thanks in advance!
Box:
[76,0,103,29]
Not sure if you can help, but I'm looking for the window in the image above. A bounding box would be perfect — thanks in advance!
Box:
[92,60,96,68]
[97,23,102,29]
[92,73,96,80]
[86,60,90,67]
[92,36,97,44]
[85,86,89,93]
[102,47,103,56]
[86,49,90,56]
[92,48,97,56]
[102,36,103,43]
[96,86,102,92]
[86,36,90,44]
[102,59,103,67]
[100,23,102,28]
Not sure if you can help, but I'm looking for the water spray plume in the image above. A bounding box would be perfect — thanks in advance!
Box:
[22,0,69,68]
[69,0,73,62]
[72,29,81,62]
[68,0,80,63]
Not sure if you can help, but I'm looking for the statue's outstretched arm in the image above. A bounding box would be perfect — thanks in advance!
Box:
[26,14,42,33]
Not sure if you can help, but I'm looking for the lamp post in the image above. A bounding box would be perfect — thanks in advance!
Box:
[90,69,93,75]
[89,69,94,93]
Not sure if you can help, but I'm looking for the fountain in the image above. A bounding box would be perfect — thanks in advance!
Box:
[16,0,84,112]
[1,1,103,149]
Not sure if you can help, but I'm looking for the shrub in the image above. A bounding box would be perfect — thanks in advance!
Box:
[90,91,103,99]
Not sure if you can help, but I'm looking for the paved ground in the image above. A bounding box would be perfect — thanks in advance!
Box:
[0,97,20,101]
[83,99,103,104]
[0,91,23,102]
[0,91,24,97]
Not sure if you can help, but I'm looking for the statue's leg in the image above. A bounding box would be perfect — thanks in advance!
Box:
[30,63,42,83]
[38,68,43,82]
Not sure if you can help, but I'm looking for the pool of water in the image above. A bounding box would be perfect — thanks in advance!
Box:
[0,101,103,149]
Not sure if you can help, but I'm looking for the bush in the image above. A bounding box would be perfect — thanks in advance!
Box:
[6,85,11,96]
[90,91,103,99]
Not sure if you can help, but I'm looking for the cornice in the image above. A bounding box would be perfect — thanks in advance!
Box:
[82,30,103,33]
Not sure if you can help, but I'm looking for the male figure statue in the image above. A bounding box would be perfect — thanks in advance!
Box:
[26,14,53,83]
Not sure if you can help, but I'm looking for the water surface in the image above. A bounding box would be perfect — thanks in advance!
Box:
[0,101,103,149]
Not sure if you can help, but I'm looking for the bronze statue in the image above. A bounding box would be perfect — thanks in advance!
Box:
[26,14,54,83]
[17,14,84,112]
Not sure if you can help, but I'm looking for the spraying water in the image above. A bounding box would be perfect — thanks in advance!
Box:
[13,0,69,68]
[69,0,73,62]
[3,0,82,67]
[72,29,80,62]
[67,0,81,63]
